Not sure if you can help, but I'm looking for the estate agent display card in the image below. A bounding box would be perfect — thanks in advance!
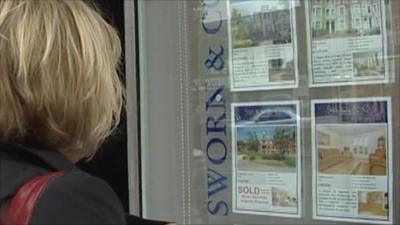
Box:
[228,0,298,91]
[311,98,393,224]
[231,101,301,217]
[306,0,388,86]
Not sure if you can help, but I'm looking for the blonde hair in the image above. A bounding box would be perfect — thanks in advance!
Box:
[0,0,123,159]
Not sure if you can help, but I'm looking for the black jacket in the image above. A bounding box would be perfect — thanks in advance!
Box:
[0,143,165,225]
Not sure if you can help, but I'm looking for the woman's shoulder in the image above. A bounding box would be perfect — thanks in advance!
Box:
[29,171,126,225]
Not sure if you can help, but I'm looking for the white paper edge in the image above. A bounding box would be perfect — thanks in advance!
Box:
[228,0,299,92]
[311,96,393,224]
[306,0,389,87]
[231,100,302,218]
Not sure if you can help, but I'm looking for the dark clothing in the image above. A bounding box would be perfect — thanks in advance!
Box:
[0,143,163,225]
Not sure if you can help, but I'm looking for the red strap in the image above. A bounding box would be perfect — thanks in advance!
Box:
[1,172,63,225]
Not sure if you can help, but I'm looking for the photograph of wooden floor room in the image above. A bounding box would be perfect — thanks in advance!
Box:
[317,124,387,176]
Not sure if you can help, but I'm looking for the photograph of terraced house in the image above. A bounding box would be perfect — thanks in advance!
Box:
[230,0,292,49]
[236,126,297,173]
[317,124,387,176]
[310,0,382,40]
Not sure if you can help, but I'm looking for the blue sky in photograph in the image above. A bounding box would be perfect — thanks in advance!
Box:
[237,126,279,141]
[231,0,289,16]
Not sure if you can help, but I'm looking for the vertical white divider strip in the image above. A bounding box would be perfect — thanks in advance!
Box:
[177,1,187,224]
[182,0,192,223]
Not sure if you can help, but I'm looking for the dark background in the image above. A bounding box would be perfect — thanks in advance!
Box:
[78,0,130,212]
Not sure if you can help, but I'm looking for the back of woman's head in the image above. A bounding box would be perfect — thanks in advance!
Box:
[0,0,123,160]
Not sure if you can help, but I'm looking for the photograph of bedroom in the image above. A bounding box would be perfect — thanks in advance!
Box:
[317,124,387,176]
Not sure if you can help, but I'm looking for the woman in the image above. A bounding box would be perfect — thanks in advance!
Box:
[0,1,173,224]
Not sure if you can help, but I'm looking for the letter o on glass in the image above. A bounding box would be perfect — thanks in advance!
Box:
[206,138,227,165]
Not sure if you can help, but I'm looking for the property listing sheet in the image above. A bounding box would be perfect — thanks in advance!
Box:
[312,98,393,224]
[228,0,298,91]
[231,102,301,217]
[306,0,388,86]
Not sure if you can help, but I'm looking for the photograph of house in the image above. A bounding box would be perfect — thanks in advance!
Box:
[236,126,297,173]
[258,139,296,155]
[230,0,292,48]
[317,124,387,176]
[310,0,382,39]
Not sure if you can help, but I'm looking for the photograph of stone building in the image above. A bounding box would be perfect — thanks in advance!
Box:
[231,0,292,48]
[310,0,382,39]
[258,139,296,155]
[236,126,297,173]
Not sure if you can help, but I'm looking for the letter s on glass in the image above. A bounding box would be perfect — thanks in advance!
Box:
[208,200,229,215]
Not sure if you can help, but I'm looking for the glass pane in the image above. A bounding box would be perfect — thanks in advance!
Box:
[138,0,400,224]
